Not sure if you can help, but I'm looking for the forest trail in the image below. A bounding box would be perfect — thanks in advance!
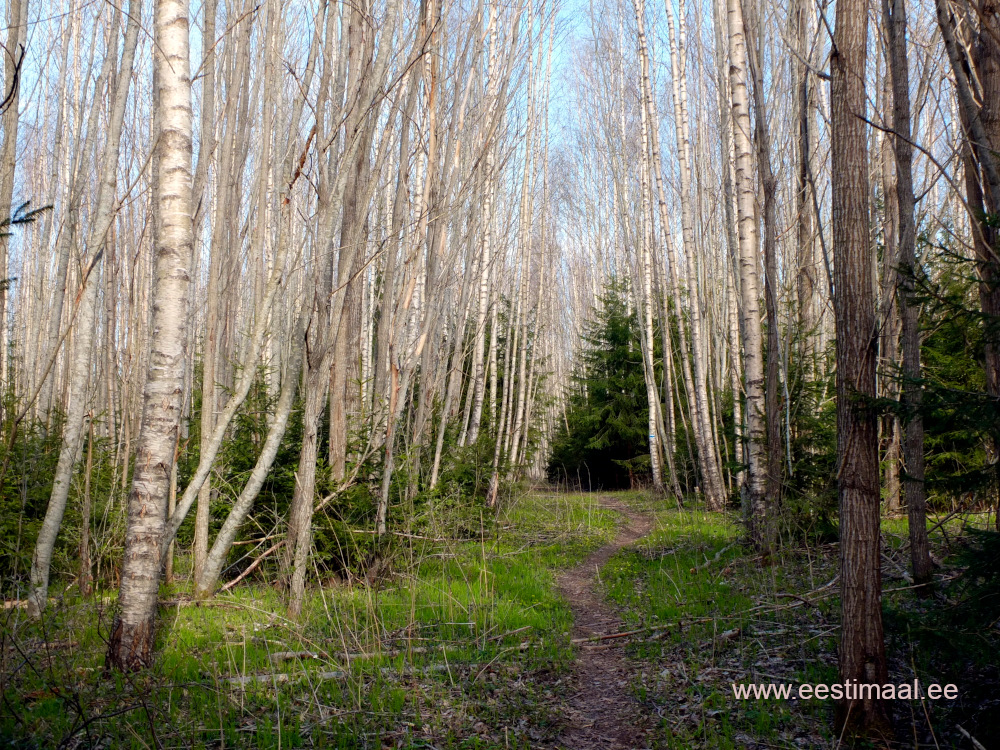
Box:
[555,495,656,750]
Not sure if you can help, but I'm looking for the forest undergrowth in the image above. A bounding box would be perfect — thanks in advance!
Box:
[3,488,998,749]
[1,490,617,749]
[600,492,1000,749]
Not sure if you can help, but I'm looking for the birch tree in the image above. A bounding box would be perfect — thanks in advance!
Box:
[726,0,768,540]
[0,0,28,400]
[631,0,664,492]
[664,0,724,509]
[107,0,193,670]
[744,1,782,515]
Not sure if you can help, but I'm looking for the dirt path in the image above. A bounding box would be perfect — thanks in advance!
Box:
[554,495,655,750]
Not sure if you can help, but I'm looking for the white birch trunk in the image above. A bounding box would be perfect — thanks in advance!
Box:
[665,2,725,509]
[726,0,768,534]
[631,0,664,491]
[108,0,194,670]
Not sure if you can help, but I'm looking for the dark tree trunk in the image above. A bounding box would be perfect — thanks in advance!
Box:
[831,0,891,734]
[330,0,376,480]
[79,418,93,597]
[972,0,1000,530]
[936,0,1000,531]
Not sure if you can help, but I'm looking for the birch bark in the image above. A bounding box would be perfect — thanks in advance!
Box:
[745,6,782,522]
[0,0,28,398]
[726,0,768,535]
[465,2,502,448]
[665,2,725,509]
[108,0,194,670]
[632,0,664,491]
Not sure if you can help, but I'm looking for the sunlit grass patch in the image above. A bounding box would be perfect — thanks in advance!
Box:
[599,498,837,748]
[0,487,617,748]
[603,501,747,637]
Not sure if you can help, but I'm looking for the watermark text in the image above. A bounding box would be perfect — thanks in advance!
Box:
[731,680,958,701]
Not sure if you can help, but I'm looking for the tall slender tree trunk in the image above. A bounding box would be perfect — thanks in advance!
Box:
[665,3,725,510]
[188,0,216,580]
[639,1,705,500]
[35,14,74,426]
[107,0,193,670]
[330,0,376,480]
[726,0,768,540]
[195,283,219,582]
[883,0,931,587]
[283,0,341,607]
[488,290,516,506]
[879,114,903,516]
[373,79,418,413]
[489,15,535,506]
[506,40,542,478]
[0,0,28,401]
[711,0,745,494]
[27,0,141,616]
[744,5,782,513]
[935,0,1000,406]
[79,416,94,596]
[464,8,499,447]
[287,330,331,618]
[792,0,819,373]
[632,0,663,492]
[659,288,684,498]
[937,0,1000,528]
[831,0,891,732]
[463,195,493,446]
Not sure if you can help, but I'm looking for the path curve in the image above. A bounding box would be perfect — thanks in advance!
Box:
[554,495,655,750]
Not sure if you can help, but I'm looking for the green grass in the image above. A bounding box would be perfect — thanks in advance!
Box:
[598,494,1000,749]
[597,496,833,748]
[5,492,996,748]
[0,490,616,749]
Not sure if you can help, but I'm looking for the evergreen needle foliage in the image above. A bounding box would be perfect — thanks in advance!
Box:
[548,278,653,490]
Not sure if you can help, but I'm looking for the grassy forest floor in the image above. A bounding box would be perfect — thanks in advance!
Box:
[2,489,998,749]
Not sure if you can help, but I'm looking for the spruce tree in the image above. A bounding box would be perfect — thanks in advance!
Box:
[548,278,652,489]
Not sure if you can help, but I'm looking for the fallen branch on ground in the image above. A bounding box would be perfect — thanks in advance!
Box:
[696,627,742,651]
[957,724,988,750]
[487,625,533,642]
[570,617,716,644]
[159,599,240,609]
[775,592,819,608]
[269,651,320,662]
[694,544,735,572]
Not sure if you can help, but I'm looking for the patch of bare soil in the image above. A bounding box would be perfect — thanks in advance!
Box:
[554,496,656,750]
